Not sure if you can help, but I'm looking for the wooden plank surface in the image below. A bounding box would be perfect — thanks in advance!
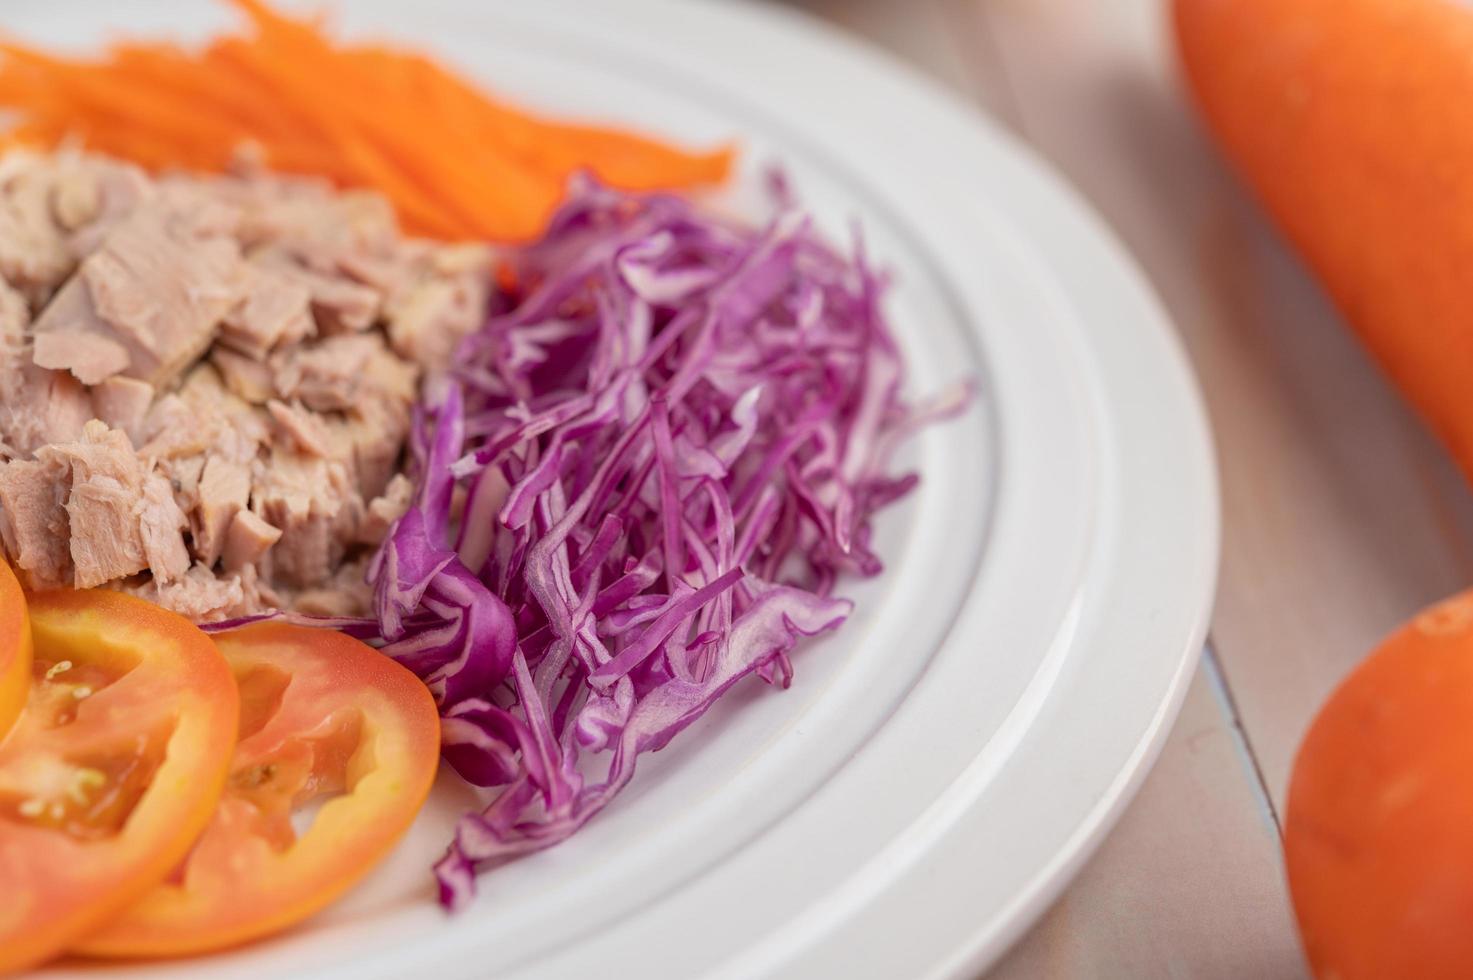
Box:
[777,0,1473,974]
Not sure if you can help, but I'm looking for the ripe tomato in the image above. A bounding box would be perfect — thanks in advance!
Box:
[0,589,238,973]
[79,622,441,957]
[1286,588,1473,980]
[0,561,31,739]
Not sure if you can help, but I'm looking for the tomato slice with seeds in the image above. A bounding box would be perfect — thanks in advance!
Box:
[78,622,441,957]
[0,561,31,740]
[0,589,238,973]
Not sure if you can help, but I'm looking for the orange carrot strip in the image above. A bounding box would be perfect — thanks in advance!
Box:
[0,0,735,242]
[226,19,550,239]
[205,34,475,237]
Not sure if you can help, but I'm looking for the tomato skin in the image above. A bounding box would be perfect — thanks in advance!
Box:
[0,561,31,739]
[1286,589,1473,980]
[78,622,440,958]
[0,589,238,974]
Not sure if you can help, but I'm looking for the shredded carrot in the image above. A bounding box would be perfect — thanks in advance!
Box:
[0,0,734,242]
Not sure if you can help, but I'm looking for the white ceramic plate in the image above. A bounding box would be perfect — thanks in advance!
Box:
[18,0,1218,976]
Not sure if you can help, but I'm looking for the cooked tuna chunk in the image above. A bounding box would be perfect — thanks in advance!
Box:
[26,420,192,588]
[60,158,152,258]
[38,423,150,588]
[253,450,362,588]
[172,170,397,261]
[272,334,378,412]
[129,563,275,623]
[0,358,93,458]
[326,403,409,502]
[36,421,190,589]
[291,556,373,617]
[32,201,246,386]
[138,471,191,584]
[311,335,417,497]
[0,278,93,457]
[358,473,413,545]
[0,156,73,304]
[159,453,207,519]
[179,364,271,461]
[383,244,491,369]
[268,254,381,334]
[0,455,73,587]
[140,366,267,463]
[211,347,275,404]
[90,376,155,445]
[336,250,410,295]
[0,277,28,345]
[0,151,151,302]
[63,468,148,588]
[219,261,314,359]
[50,166,103,233]
[138,395,212,460]
[194,456,253,567]
[221,509,282,573]
[32,327,130,384]
[266,399,331,457]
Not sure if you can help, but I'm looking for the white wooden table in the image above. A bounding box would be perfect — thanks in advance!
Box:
[783,1,1473,975]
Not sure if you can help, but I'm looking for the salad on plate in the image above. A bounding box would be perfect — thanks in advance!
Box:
[0,1,967,972]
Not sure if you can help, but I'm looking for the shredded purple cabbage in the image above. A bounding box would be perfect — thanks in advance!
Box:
[219,179,970,908]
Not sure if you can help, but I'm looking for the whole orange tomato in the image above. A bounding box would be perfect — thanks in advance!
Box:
[1287,588,1473,979]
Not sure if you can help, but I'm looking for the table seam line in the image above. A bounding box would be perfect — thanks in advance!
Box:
[1202,638,1283,837]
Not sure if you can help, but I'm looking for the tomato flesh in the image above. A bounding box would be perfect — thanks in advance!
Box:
[0,589,238,973]
[0,561,30,740]
[78,622,441,957]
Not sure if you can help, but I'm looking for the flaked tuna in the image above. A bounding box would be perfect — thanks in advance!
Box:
[0,150,492,620]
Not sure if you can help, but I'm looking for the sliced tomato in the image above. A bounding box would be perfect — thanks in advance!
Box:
[0,589,238,973]
[78,622,441,957]
[0,561,31,740]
